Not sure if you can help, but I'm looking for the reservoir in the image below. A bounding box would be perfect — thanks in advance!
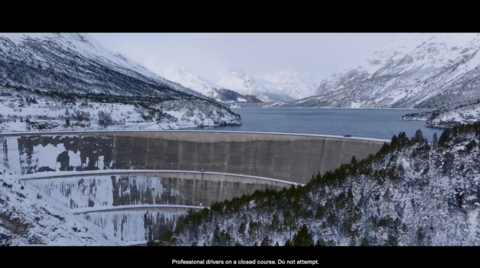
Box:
[192,108,443,141]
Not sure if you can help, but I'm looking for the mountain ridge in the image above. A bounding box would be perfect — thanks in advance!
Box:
[150,61,320,103]
[284,33,480,111]
[0,33,242,132]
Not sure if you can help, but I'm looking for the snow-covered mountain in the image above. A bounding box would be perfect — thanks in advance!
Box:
[216,71,298,103]
[0,33,208,98]
[286,33,480,110]
[0,33,242,131]
[152,62,262,104]
[154,62,220,100]
[259,70,319,100]
[149,62,319,104]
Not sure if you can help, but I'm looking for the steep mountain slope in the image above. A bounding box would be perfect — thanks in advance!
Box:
[0,33,242,131]
[151,63,318,104]
[286,33,480,110]
[0,33,206,98]
[214,88,262,103]
[216,71,296,103]
[153,62,262,104]
[152,122,480,246]
[154,62,220,99]
[259,70,319,100]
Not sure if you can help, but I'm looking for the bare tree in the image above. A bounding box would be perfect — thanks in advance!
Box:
[98,111,113,128]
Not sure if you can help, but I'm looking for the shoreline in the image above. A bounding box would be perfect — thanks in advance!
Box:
[233,106,432,111]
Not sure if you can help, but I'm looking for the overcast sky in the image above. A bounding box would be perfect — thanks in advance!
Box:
[90,33,414,84]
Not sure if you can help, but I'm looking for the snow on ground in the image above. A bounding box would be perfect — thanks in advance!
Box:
[468,208,480,243]
[0,94,239,133]
[427,102,480,127]
[0,174,126,245]
[349,101,362,108]
[388,91,407,105]
[401,158,410,169]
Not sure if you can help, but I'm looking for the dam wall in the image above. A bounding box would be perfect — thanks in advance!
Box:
[80,209,181,243]
[4,131,385,243]
[2,131,386,184]
[23,171,296,243]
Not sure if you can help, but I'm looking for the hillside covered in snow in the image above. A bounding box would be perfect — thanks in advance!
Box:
[153,62,262,105]
[152,62,320,104]
[280,33,480,128]
[286,33,480,109]
[0,33,242,132]
[216,70,319,103]
[0,172,126,245]
[152,122,480,246]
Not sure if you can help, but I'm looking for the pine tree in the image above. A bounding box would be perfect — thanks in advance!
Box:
[292,224,314,246]
[315,238,326,246]
[283,210,295,240]
[315,205,324,219]
[438,129,450,148]
[411,129,426,145]
[466,140,477,152]
[238,221,246,234]
[261,236,272,246]
[416,227,425,246]
[270,213,280,231]
[360,237,369,246]
[213,225,221,246]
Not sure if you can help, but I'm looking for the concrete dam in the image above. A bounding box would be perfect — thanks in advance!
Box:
[1,131,386,243]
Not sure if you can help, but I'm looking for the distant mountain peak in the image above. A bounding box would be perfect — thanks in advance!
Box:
[151,61,219,100]
[285,33,480,109]
[216,70,318,102]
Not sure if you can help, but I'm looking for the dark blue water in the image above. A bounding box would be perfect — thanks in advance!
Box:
[192,108,444,141]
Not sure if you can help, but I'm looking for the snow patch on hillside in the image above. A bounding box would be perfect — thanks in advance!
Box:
[0,174,126,245]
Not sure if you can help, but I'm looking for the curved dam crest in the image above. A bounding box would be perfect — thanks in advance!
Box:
[4,131,386,184]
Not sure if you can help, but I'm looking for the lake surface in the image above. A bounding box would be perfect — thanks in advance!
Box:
[192,108,444,141]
